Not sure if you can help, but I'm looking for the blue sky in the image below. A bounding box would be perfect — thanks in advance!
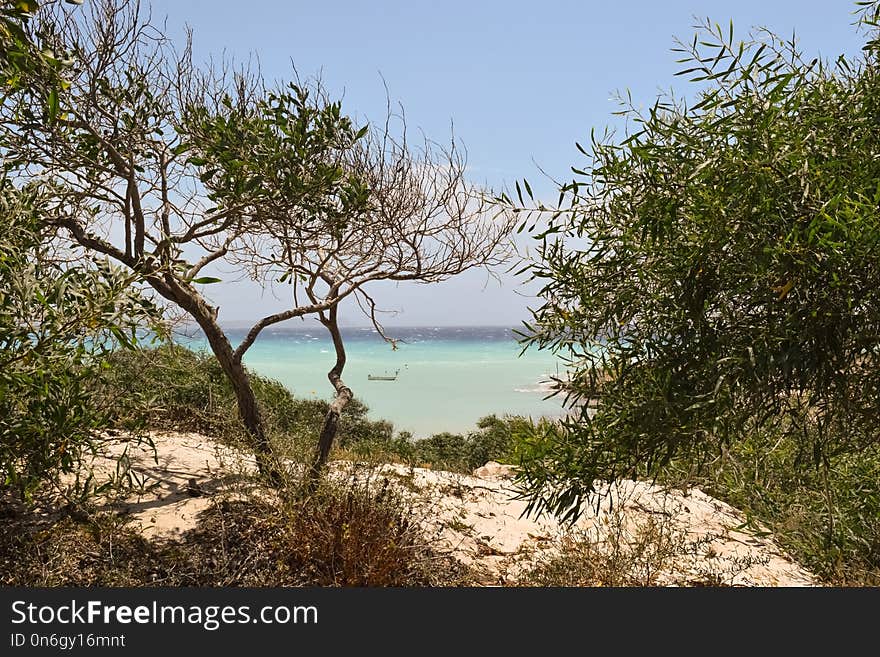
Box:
[146,1,868,326]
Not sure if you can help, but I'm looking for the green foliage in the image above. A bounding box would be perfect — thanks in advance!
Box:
[407,415,520,471]
[178,82,370,245]
[663,428,880,585]
[345,414,532,474]
[0,0,162,500]
[1,0,42,94]
[1,1,512,486]
[93,343,396,452]
[505,6,880,523]
[1,0,78,123]
[0,184,160,499]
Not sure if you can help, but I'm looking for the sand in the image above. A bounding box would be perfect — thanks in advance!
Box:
[89,431,817,587]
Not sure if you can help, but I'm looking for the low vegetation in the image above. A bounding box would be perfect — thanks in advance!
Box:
[1,339,877,585]
[0,344,504,587]
[520,512,726,587]
[0,478,468,587]
[341,415,534,474]
[662,430,880,585]
[99,345,880,584]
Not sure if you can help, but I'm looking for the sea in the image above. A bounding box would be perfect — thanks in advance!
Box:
[175,325,565,437]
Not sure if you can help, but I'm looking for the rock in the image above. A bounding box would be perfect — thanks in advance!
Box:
[185,477,204,497]
[473,461,516,480]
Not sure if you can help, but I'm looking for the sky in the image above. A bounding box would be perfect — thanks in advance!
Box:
[144,0,868,327]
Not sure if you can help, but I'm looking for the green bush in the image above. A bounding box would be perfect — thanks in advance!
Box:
[344,414,536,474]
[408,415,517,472]
[0,3,160,501]
[0,186,160,500]
[663,429,880,585]
[503,3,880,524]
[495,3,880,584]
[93,343,396,456]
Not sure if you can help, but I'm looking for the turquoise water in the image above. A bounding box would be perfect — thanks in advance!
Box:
[176,326,564,437]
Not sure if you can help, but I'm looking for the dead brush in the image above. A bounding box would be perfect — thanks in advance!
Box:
[518,506,758,587]
[0,469,472,587]
[283,475,434,586]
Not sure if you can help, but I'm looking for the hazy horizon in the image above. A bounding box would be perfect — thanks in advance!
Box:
[177,319,530,330]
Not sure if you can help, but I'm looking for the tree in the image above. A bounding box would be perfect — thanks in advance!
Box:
[503,3,880,520]
[1,0,372,479]
[1,0,161,500]
[4,0,514,481]
[186,86,515,479]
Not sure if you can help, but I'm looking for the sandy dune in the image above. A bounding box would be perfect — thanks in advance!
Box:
[91,431,817,587]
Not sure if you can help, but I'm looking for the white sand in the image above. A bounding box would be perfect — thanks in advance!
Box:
[90,432,817,587]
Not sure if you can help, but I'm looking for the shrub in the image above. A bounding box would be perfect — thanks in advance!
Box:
[0,476,467,586]
[163,481,439,587]
[93,344,395,457]
[502,3,880,526]
[0,186,160,501]
[343,414,536,474]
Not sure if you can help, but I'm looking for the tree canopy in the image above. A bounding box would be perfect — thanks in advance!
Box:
[1,0,513,482]
[505,3,880,520]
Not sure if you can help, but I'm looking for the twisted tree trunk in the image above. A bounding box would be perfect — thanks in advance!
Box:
[60,221,281,483]
[149,274,280,483]
[308,305,352,486]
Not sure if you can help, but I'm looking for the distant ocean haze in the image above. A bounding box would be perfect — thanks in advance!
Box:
[175,325,565,437]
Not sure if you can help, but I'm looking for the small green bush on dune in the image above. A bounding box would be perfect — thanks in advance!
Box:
[407,415,531,473]
[343,413,550,474]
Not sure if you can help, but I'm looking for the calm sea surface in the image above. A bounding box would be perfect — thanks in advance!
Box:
[176,325,565,437]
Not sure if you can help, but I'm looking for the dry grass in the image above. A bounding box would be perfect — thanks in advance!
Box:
[0,476,473,587]
[0,497,163,586]
[518,508,765,587]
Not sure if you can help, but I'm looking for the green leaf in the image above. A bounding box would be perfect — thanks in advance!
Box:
[15,0,39,13]
[47,88,59,122]
[191,276,223,284]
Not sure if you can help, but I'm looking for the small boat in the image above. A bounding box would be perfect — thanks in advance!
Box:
[368,369,399,381]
